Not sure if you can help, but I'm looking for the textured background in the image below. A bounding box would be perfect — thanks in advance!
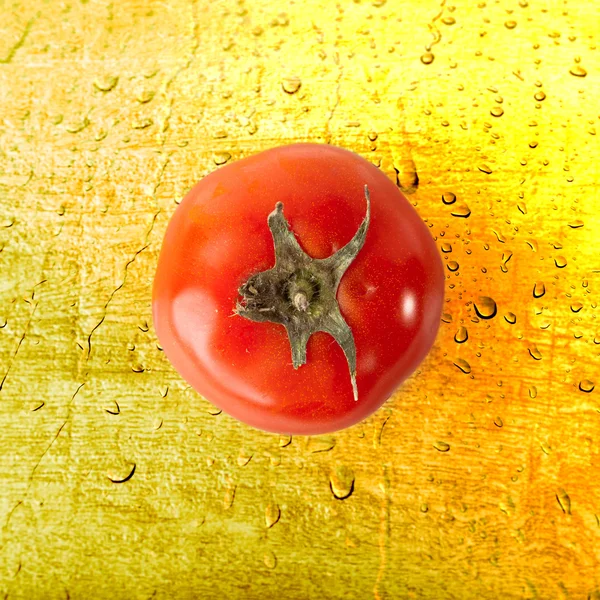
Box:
[0,0,599,598]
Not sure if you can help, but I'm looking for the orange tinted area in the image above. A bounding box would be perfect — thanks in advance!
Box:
[1,0,598,598]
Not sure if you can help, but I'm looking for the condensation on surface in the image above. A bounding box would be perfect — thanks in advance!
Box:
[0,0,598,598]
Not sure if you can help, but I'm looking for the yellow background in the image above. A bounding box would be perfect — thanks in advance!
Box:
[1,0,599,598]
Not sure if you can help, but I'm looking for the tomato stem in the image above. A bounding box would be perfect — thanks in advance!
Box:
[293,291,309,312]
[236,185,371,401]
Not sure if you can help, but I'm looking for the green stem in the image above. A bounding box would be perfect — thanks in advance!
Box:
[236,185,371,401]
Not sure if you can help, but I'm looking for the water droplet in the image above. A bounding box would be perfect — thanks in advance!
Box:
[434,441,451,452]
[478,164,493,174]
[451,203,471,218]
[490,106,504,117]
[556,489,571,514]
[454,358,471,374]
[442,16,456,25]
[329,466,355,500]
[528,344,542,360]
[517,202,527,214]
[94,75,118,92]
[494,416,504,427]
[136,90,155,104]
[534,91,546,101]
[92,127,107,141]
[27,396,44,411]
[571,302,583,313]
[282,75,302,94]
[420,503,429,513]
[393,157,419,194]
[501,251,513,271]
[555,256,567,268]
[447,261,459,272]
[420,52,435,65]
[212,129,228,139]
[529,386,538,399]
[579,379,595,393]
[368,131,378,141]
[525,239,538,253]
[504,312,516,324]
[454,326,468,343]
[213,152,231,165]
[66,117,90,134]
[504,20,517,29]
[247,119,261,136]
[307,436,336,453]
[569,65,587,77]
[533,282,546,298]
[568,219,584,228]
[275,12,289,26]
[265,503,281,528]
[264,551,277,569]
[107,461,137,484]
[279,434,292,447]
[131,118,153,130]
[223,484,236,509]
[474,297,497,319]
[441,242,453,253]
[492,229,506,243]
[442,313,453,324]
[442,192,457,205]
[268,452,281,467]
[237,449,253,467]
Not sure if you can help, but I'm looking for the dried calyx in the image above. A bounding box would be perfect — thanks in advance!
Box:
[236,185,371,401]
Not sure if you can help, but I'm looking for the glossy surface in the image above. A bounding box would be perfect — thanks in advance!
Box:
[153,144,444,434]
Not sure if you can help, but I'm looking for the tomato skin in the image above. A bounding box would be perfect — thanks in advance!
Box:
[153,144,444,434]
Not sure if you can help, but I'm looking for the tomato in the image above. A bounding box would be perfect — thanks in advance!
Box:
[153,144,444,435]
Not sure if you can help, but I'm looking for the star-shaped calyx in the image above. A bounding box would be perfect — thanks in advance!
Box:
[236,185,371,401]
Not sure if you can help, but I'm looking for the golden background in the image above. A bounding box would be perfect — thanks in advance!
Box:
[0,0,598,598]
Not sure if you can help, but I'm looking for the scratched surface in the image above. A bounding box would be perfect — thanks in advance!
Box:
[0,0,599,598]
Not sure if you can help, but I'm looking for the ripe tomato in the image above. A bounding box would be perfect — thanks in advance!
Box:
[153,144,444,434]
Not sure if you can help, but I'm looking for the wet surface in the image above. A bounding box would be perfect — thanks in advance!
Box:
[0,0,598,598]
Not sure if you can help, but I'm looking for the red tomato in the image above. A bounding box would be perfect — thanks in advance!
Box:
[153,144,444,434]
